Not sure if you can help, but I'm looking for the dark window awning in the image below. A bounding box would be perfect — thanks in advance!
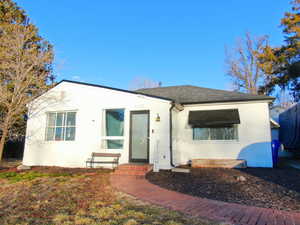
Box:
[188,109,240,127]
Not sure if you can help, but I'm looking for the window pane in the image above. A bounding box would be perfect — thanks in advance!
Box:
[106,109,124,136]
[48,113,56,127]
[193,128,209,140]
[46,127,55,141]
[210,127,237,140]
[45,111,76,141]
[55,127,64,141]
[107,140,123,149]
[193,126,237,140]
[66,112,76,126]
[210,127,223,140]
[65,127,75,141]
[56,113,64,126]
[226,127,236,140]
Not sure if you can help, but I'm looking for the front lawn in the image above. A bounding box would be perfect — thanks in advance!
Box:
[0,166,216,225]
[146,167,300,212]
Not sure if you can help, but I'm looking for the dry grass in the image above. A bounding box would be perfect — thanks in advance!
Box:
[0,158,22,169]
[0,166,218,225]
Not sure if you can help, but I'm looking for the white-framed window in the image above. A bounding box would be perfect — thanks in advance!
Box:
[193,125,238,140]
[45,111,76,141]
[101,108,125,149]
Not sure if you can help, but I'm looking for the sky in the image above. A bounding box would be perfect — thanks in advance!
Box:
[15,0,291,91]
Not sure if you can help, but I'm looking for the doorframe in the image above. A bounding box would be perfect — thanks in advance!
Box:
[129,110,150,163]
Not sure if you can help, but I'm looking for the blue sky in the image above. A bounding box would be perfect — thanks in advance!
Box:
[15,0,290,90]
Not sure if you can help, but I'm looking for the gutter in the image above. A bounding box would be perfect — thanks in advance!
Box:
[169,102,175,167]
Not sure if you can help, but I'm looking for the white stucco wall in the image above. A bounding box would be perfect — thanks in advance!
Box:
[23,82,172,169]
[23,81,273,169]
[172,101,273,167]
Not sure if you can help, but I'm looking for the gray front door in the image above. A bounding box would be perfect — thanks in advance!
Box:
[129,110,149,163]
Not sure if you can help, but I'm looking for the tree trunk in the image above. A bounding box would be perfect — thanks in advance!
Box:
[0,128,8,162]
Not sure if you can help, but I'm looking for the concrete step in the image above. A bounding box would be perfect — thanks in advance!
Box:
[113,164,153,176]
[191,159,247,168]
[117,164,153,171]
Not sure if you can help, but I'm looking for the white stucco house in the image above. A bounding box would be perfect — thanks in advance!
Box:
[23,80,275,169]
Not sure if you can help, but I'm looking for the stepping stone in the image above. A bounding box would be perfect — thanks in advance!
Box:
[171,168,190,173]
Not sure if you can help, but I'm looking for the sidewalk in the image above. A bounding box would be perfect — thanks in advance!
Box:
[110,175,300,225]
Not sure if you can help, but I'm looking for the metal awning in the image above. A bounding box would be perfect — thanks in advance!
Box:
[188,109,240,127]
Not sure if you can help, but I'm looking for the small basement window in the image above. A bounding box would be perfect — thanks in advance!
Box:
[45,111,76,141]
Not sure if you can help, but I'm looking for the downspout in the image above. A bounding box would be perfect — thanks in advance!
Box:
[169,102,175,167]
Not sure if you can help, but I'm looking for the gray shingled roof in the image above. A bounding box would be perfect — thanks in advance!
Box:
[136,85,274,104]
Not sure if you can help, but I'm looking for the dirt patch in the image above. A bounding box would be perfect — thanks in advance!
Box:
[146,167,300,212]
[0,164,113,174]
[0,159,21,170]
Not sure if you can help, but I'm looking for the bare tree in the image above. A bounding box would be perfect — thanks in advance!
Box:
[129,76,161,90]
[0,23,53,160]
[225,32,269,94]
[275,89,295,109]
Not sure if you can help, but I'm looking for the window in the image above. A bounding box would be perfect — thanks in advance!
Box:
[103,109,124,149]
[193,125,238,140]
[45,112,76,141]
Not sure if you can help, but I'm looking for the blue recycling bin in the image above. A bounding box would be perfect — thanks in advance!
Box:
[271,140,280,168]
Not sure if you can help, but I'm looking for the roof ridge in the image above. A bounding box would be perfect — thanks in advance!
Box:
[137,85,268,97]
[137,84,193,90]
[136,84,274,104]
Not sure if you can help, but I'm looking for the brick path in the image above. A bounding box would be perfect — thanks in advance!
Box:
[110,175,300,225]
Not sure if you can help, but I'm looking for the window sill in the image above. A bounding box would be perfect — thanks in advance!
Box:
[101,137,124,140]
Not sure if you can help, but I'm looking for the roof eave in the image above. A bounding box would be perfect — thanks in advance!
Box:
[270,118,280,128]
[180,98,275,105]
[59,80,173,102]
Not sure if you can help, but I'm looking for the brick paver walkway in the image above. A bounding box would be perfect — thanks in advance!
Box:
[110,175,300,225]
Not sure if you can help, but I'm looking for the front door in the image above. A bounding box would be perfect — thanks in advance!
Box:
[129,110,149,163]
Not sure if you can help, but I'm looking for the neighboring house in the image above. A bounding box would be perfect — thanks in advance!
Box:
[270,118,280,140]
[270,105,294,158]
[269,105,285,141]
[23,80,275,169]
[279,103,300,155]
[270,105,286,123]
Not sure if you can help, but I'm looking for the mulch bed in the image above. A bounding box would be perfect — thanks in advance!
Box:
[146,167,300,211]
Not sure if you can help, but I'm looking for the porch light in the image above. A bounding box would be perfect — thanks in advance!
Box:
[156,114,160,122]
